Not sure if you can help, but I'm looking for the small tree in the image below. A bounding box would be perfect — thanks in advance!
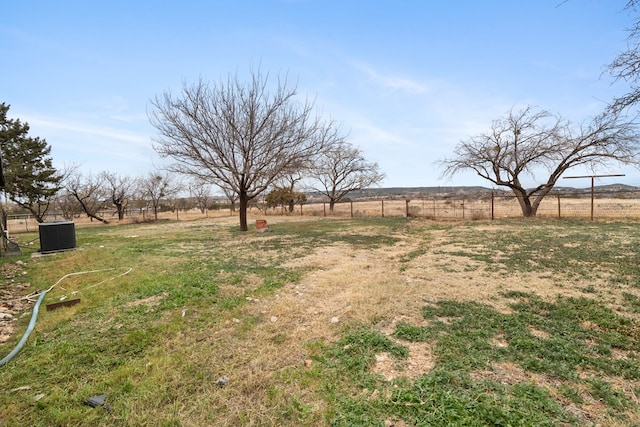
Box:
[190,180,213,214]
[0,103,61,222]
[51,192,83,221]
[265,186,307,212]
[149,69,330,231]
[102,172,135,220]
[139,173,180,220]
[440,106,640,217]
[310,141,385,213]
[221,186,238,213]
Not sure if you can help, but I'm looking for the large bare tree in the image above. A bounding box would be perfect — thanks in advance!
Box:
[149,70,329,231]
[310,141,385,213]
[440,106,640,217]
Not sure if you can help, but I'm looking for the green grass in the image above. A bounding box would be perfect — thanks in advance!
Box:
[1,217,640,426]
[314,293,640,426]
[435,220,640,284]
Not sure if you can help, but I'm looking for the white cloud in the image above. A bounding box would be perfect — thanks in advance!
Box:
[26,116,149,146]
[350,61,429,94]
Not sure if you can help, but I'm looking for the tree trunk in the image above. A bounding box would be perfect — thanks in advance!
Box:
[29,209,45,223]
[74,196,110,223]
[513,190,536,217]
[87,212,110,224]
[329,200,336,213]
[239,192,249,232]
[115,203,125,220]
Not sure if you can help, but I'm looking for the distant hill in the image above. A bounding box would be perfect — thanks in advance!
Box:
[305,183,640,202]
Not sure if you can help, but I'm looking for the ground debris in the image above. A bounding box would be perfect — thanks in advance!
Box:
[84,394,107,408]
[215,375,229,387]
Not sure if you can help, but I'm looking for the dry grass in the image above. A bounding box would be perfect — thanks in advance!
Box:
[146,217,637,425]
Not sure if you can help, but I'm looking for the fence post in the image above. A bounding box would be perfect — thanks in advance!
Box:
[323,203,326,217]
[300,204,303,216]
[405,200,410,217]
[381,200,384,218]
[350,201,353,218]
[591,177,595,221]
[557,194,561,219]
[491,192,494,220]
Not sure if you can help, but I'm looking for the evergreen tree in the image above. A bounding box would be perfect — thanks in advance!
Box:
[0,103,61,222]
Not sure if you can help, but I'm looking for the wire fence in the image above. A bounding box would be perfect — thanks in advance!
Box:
[6,189,640,233]
[263,189,640,221]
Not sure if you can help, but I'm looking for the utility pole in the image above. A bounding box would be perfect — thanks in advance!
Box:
[563,174,625,220]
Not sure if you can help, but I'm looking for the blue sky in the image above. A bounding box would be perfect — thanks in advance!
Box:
[1,0,637,189]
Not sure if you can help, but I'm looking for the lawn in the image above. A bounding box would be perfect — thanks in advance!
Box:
[0,216,639,426]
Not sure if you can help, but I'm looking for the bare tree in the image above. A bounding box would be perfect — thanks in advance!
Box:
[62,168,110,223]
[608,1,640,111]
[149,69,330,231]
[102,171,135,220]
[440,106,640,217]
[265,186,307,213]
[130,182,150,218]
[139,173,180,220]
[221,186,238,213]
[51,192,83,221]
[309,141,385,213]
[189,180,213,214]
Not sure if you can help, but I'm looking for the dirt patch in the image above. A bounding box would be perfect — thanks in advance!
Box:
[400,228,604,313]
[0,261,35,344]
[528,326,551,339]
[470,361,537,386]
[372,341,436,381]
[125,293,167,308]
